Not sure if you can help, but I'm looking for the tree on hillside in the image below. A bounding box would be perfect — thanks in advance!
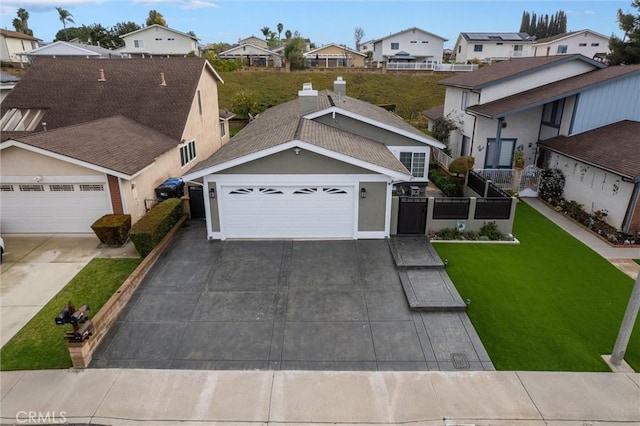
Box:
[354,26,365,50]
[284,36,306,70]
[277,23,284,40]
[608,1,640,64]
[112,21,141,39]
[260,26,270,40]
[56,7,75,41]
[285,29,292,40]
[146,10,166,26]
[519,10,566,39]
[12,8,33,36]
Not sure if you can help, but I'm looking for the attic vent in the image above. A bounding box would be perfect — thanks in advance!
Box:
[98,68,106,82]
[160,72,167,86]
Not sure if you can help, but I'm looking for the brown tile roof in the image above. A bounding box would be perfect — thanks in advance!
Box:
[467,64,640,118]
[422,105,444,121]
[1,58,216,140]
[438,54,602,90]
[187,93,412,176]
[9,115,179,176]
[539,120,640,178]
[0,29,40,41]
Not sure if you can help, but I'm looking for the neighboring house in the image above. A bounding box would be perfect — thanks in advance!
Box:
[532,30,610,60]
[26,41,124,60]
[436,55,640,170]
[304,43,366,68]
[218,43,283,67]
[370,27,447,65]
[237,36,268,49]
[0,29,40,65]
[422,105,444,133]
[539,121,640,234]
[182,78,445,240]
[219,109,235,145]
[452,32,534,63]
[0,58,224,233]
[358,39,375,54]
[0,72,19,104]
[120,24,200,57]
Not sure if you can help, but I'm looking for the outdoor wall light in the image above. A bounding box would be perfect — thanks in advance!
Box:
[360,187,367,199]
[293,147,301,155]
[209,187,216,199]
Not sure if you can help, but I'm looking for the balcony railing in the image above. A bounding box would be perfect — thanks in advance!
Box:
[387,62,478,72]
[432,149,454,170]
[474,165,542,194]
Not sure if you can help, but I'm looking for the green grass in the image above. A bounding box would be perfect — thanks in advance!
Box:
[434,202,640,372]
[634,259,640,266]
[0,258,141,370]
[217,71,450,120]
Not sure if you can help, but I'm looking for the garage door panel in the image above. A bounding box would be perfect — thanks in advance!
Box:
[221,185,354,239]
[1,182,111,233]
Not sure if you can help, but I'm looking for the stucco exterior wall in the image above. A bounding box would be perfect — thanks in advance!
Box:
[358,181,386,232]
[1,35,38,64]
[123,27,199,56]
[314,114,426,147]
[533,33,609,59]
[442,87,480,157]
[455,40,533,63]
[373,30,444,63]
[547,151,634,229]
[223,149,373,175]
[307,45,365,68]
[1,146,104,177]
[479,61,596,103]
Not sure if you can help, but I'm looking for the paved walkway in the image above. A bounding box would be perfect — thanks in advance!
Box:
[1,369,638,424]
[524,198,640,278]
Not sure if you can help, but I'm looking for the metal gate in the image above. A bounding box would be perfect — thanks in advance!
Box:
[188,186,205,219]
[397,197,428,234]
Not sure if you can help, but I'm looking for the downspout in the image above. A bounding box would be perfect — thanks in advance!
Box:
[494,117,504,169]
[621,177,640,234]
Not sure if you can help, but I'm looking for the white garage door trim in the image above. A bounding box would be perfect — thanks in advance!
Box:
[206,174,389,240]
[0,176,112,233]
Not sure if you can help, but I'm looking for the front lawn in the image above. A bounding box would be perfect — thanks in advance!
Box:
[1,258,141,370]
[434,202,639,372]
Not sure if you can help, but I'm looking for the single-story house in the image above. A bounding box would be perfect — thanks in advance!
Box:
[304,43,366,68]
[183,78,445,240]
[0,58,224,233]
[539,120,640,234]
[218,43,283,67]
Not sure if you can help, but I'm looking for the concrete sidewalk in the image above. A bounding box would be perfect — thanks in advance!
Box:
[524,198,640,278]
[1,369,638,425]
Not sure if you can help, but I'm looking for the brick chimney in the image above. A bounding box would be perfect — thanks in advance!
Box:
[298,83,318,115]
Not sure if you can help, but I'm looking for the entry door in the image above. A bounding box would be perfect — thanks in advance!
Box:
[397,197,427,234]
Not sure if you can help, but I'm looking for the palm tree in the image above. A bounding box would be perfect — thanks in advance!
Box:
[56,7,75,41]
[260,26,270,40]
[277,23,283,40]
[285,29,292,40]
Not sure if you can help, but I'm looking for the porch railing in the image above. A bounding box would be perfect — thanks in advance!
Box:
[432,149,454,170]
[474,166,542,195]
[387,62,478,72]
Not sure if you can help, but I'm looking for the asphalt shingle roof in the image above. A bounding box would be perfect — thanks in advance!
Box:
[422,105,444,121]
[467,64,640,118]
[11,115,179,176]
[1,57,214,140]
[539,120,640,178]
[438,54,602,90]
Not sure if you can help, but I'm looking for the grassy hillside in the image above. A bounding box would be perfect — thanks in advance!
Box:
[217,71,451,121]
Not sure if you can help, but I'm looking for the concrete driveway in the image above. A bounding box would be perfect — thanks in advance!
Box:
[0,234,138,347]
[92,222,492,371]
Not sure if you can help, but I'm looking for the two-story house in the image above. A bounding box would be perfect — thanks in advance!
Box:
[26,41,124,60]
[0,29,40,66]
[434,54,639,233]
[0,58,224,233]
[452,32,535,64]
[120,24,200,58]
[532,30,610,60]
[370,27,447,66]
[182,78,445,240]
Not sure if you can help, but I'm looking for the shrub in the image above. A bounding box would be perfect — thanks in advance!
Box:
[91,214,131,246]
[479,221,504,241]
[539,168,565,204]
[130,198,183,257]
[429,168,464,197]
[449,156,475,175]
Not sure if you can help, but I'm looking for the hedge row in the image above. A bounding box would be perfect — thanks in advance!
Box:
[429,168,464,197]
[130,198,183,257]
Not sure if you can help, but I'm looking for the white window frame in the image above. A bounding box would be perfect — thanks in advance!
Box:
[219,121,226,137]
[388,146,430,180]
[134,39,144,48]
[461,91,469,110]
[390,42,399,50]
[474,44,483,52]
[557,45,568,54]
[179,139,197,168]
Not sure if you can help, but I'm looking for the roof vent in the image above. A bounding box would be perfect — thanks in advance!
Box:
[160,72,167,86]
[98,68,106,82]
